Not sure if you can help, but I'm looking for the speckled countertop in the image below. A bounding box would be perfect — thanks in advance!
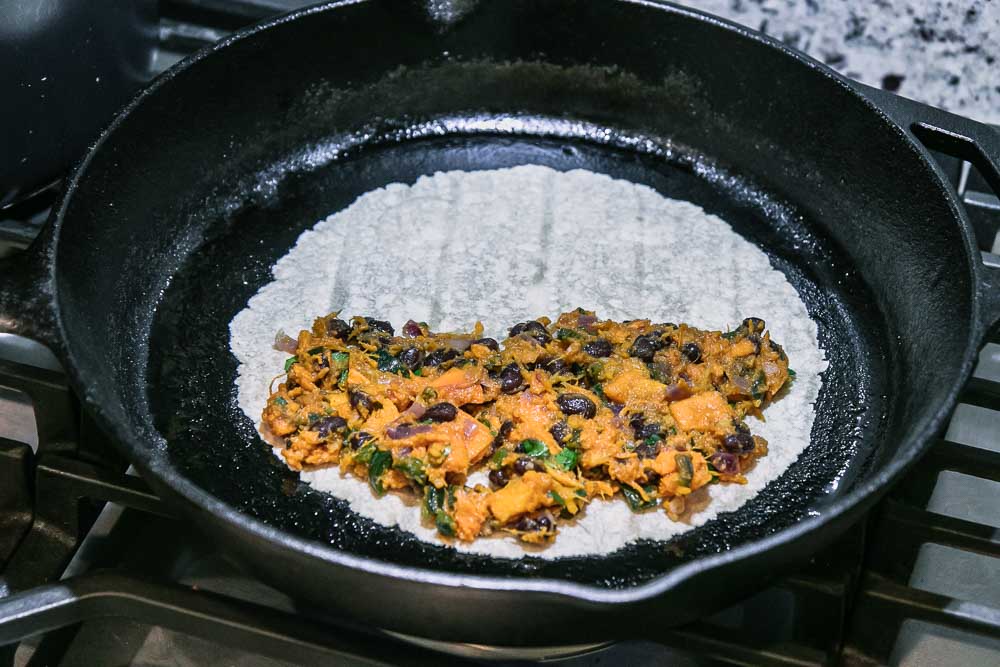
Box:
[685,1,999,124]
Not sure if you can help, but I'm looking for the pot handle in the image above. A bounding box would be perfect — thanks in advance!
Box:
[851,82,1000,335]
[0,232,62,354]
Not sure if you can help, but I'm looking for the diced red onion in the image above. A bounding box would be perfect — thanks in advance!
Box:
[398,447,412,457]
[731,375,752,395]
[711,452,741,475]
[386,423,433,439]
[402,401,427,419]
[664,383,692,402]
[577,313,598,332]
[463,419,478,438]
[272,330,298,353]
[442,337,474,352]
[402,320,423,337]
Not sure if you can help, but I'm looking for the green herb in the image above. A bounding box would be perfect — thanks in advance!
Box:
[548,490,567,507]
[592,383,609,406]
[284,356,297,372]
[555,327,584,340]
[274,396,287,407]
[520,439,547,458]
[676,453,693,487]
[434,510,456,537]
[368,449,393,495]
[549,448,579,471]
[668,427,677,436]
[412,368,423,376]
[393,457,427,485]
[750,371,767,399]
[478,417,493,431]
[420,387,438,402]
[308,412,321,423]
[644,434,661,446]
[787,368,797,379]
[490,447,508,469]
[721,330,739,340]
[337,368,349,388]
[621,485,657,511]
[307,346,325,355]
[446,485,457,509]
[330,352,349,365]
[575,489,587,498]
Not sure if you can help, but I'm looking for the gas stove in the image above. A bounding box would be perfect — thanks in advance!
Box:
[2,2,999,665]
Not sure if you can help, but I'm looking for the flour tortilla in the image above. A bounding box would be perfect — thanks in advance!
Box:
[229,165,827,559]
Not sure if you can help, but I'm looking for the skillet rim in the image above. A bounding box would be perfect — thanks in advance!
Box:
[48,0,986,604]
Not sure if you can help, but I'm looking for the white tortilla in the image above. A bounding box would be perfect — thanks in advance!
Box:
[229,165,827,559]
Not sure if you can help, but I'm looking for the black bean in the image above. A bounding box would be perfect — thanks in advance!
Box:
[348,389,382,417]
[398,347,424,369]
[489,468,509,488]
[424,348,459,367]
[313,415,347,438]
[631,415,661,441]
[471,337,499,351]
[539,357,567,375]
[347,431,373,450]
[513,515,539,532]
[536,514,553,531]
[513,457,544,475]
[647,360,672,384]
[549,420,570,444]
[629,333,663,361]
[556,392,597,419]
[735,421,751,435]
[681,342,702,363]
[326,317,351,339]
[424,402,458,422]
[722,432,755,453]
[635,441,661,459]
[489,420,514,453]
[498,363,524,394]
[364,317,394,336]
[583,338,613,357]
[509,320,551,344]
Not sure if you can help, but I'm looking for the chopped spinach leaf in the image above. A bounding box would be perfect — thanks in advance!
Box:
[548,490,567,507]
[393,457,427,485]
[273,396,287,407]
[621,485,657,511]
[284,356,297,372]
[307,346,325,355]
[368,449,393,495]
[676,453,693,487]
[787,368,796,378]
[434,510,456,537]
[555,327,583,340]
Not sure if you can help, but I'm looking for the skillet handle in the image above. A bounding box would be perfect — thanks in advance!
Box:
[0,233,62,354]
[852,82,1000,335]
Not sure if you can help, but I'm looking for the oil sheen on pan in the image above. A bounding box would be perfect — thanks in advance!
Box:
[230,165,827,559]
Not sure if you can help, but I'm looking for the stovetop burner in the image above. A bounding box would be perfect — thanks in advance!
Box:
[1,1,999,665]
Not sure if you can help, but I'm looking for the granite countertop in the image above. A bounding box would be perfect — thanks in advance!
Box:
[687,1,999,125]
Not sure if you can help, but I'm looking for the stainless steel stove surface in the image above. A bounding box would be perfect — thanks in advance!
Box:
[2,1,999,665]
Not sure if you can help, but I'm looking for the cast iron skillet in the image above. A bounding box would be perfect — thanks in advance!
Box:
[1,0,999,646]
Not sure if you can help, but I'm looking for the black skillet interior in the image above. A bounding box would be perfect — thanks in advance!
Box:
[54,0,977,590]
[147,129,885,587]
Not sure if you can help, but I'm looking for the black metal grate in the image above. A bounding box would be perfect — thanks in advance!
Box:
[2,1,999,665]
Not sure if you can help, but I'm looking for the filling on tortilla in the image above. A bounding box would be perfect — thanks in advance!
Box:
[262,309,792,544]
